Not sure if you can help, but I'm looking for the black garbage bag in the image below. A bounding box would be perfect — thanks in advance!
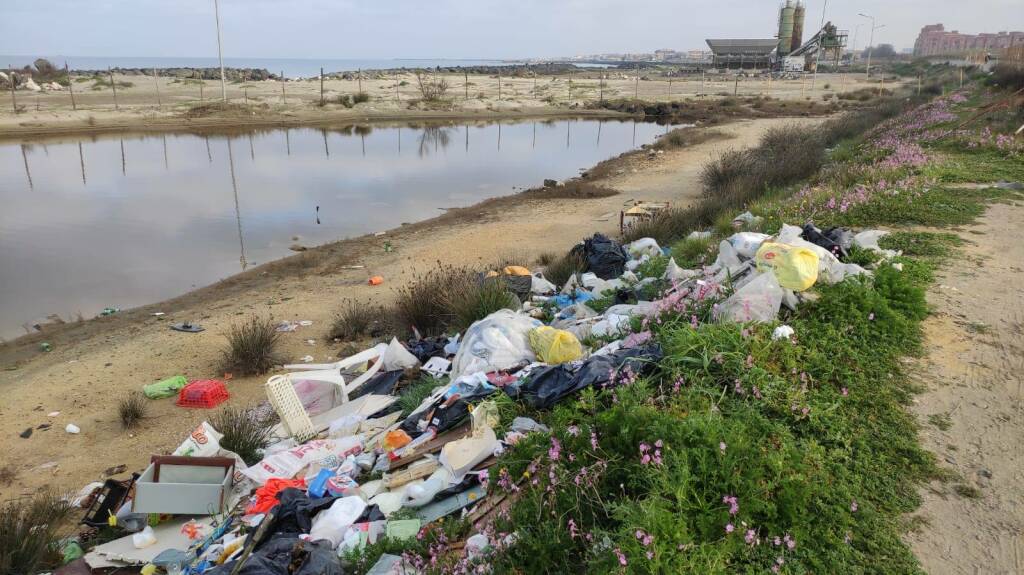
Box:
[206,535,342,575]
[823,227,854,253]
[350,370,403,400]
[800,223,847,260]
[406,336,450,362]
[260,489,338,544]
[571,233,628,280]
[399,379,498,436]
[508,343,663,409]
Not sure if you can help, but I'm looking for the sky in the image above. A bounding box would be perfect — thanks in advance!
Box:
[1,0,1022,59]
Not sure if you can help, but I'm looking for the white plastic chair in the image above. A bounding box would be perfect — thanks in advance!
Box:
[266,343,388,441]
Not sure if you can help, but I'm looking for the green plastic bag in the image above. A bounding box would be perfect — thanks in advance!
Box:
[143,375,188,399]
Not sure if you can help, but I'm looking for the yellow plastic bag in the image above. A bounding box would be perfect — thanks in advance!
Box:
[755,242,820,291]
[528,326,583,364]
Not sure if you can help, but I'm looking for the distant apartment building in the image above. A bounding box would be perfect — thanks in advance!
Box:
[913,24,1024,57]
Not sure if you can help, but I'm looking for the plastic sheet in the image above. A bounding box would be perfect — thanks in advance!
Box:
[626,237,662,259]
[719,272,785,322]
[729,232,771,259]
[451,310,541,378]
[308,496,367,548]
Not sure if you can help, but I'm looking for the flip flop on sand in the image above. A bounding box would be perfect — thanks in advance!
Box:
[170,321,204,333]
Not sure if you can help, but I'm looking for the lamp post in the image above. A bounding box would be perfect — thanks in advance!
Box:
[213,0,227,100]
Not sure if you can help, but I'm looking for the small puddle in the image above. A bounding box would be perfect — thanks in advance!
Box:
[0,118,676,338]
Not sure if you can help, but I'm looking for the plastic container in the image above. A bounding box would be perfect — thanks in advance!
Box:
[176,380,230,409]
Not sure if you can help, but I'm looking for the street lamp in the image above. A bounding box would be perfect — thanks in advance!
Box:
[858,13,885,78]
[213,0,227,101]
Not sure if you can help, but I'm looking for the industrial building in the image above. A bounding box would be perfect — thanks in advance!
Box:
[705,1,846,71]
[704,39,779,69]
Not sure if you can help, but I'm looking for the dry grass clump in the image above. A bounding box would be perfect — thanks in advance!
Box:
[543,251,587,288]
[329,300,386,341]
[220,315,283,376]
[117,391,148,430]
[0,491,74,575]
[212,405,275,466]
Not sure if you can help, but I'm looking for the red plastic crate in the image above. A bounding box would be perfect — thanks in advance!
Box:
[176,379,229,409]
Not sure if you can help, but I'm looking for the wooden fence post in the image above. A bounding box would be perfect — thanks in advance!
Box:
[281,70,286,103]
[465,70,469,100]
[108,67,118,110]
[9,66,18,112]
[634,65,639,99]
[358,68,362,93]
[497,69,502,100]
[65,61,76,110]
[320,67,324,106]
[153,68,161,109]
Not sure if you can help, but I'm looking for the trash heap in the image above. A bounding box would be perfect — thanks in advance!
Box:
[71,222,899,575]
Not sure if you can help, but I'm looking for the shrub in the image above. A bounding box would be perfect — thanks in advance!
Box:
[212,405,274,466]
[117,391,148,429]
[441,277,520,331]
[415,71,449,101]
[990,62,1024,91]
[543,250,587,288]
[391,264,470,336]
[0,491,74,575]
[329,300,384,341]
[353,91,371,104]
[220,315,282,376]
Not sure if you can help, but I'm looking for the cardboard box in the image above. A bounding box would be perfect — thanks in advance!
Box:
[132,456,234,515]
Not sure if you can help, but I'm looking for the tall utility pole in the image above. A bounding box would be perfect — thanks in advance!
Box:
[810,0,829,89]
[213,0,227,100]
[850,24,862,64]
[858,13,882,78]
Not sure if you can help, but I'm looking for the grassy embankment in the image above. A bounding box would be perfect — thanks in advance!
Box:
[340,76,1023,573]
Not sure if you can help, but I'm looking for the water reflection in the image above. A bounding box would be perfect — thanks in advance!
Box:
[0,118,677,338]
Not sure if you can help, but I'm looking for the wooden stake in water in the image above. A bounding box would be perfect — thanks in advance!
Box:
[7,66,19,112]
[65,61,76,110]
[108,67,119,111]
[153,68,161,109]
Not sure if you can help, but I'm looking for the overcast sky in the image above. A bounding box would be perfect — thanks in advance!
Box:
[2,0,1022,59]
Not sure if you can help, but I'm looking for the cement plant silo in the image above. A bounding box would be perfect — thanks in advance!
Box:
[790,1,806,53]
[777,1,795,56]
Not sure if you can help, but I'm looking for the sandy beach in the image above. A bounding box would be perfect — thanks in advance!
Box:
[0,70,890,139]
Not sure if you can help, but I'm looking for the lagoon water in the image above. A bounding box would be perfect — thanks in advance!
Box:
[0,118,672,339]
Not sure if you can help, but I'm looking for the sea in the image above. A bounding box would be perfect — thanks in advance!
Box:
[0,56,528,78]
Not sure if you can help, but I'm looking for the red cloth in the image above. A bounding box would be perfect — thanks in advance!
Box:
[247,477,306,515]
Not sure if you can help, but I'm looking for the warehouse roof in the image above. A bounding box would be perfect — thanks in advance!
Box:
[705,39,779,55]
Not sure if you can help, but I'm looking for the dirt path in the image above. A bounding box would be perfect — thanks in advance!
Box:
[0,116,818,501]
[906,202,1024,574]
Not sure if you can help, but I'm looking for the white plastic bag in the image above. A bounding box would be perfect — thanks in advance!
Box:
[132,526,157,549]
[308,496,367,548]
[591,314,631,337]
[729,232,771,259]
[626,237,662,259]
[663,257,698,283]
[711,240,744,275]
[382,338,420,371]
[531,274,557,295]
[241,438,362,484]
[719,272,785,322]
[451,310,541,377]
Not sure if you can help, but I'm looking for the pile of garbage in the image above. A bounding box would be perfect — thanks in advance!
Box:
[66,222,898,575]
